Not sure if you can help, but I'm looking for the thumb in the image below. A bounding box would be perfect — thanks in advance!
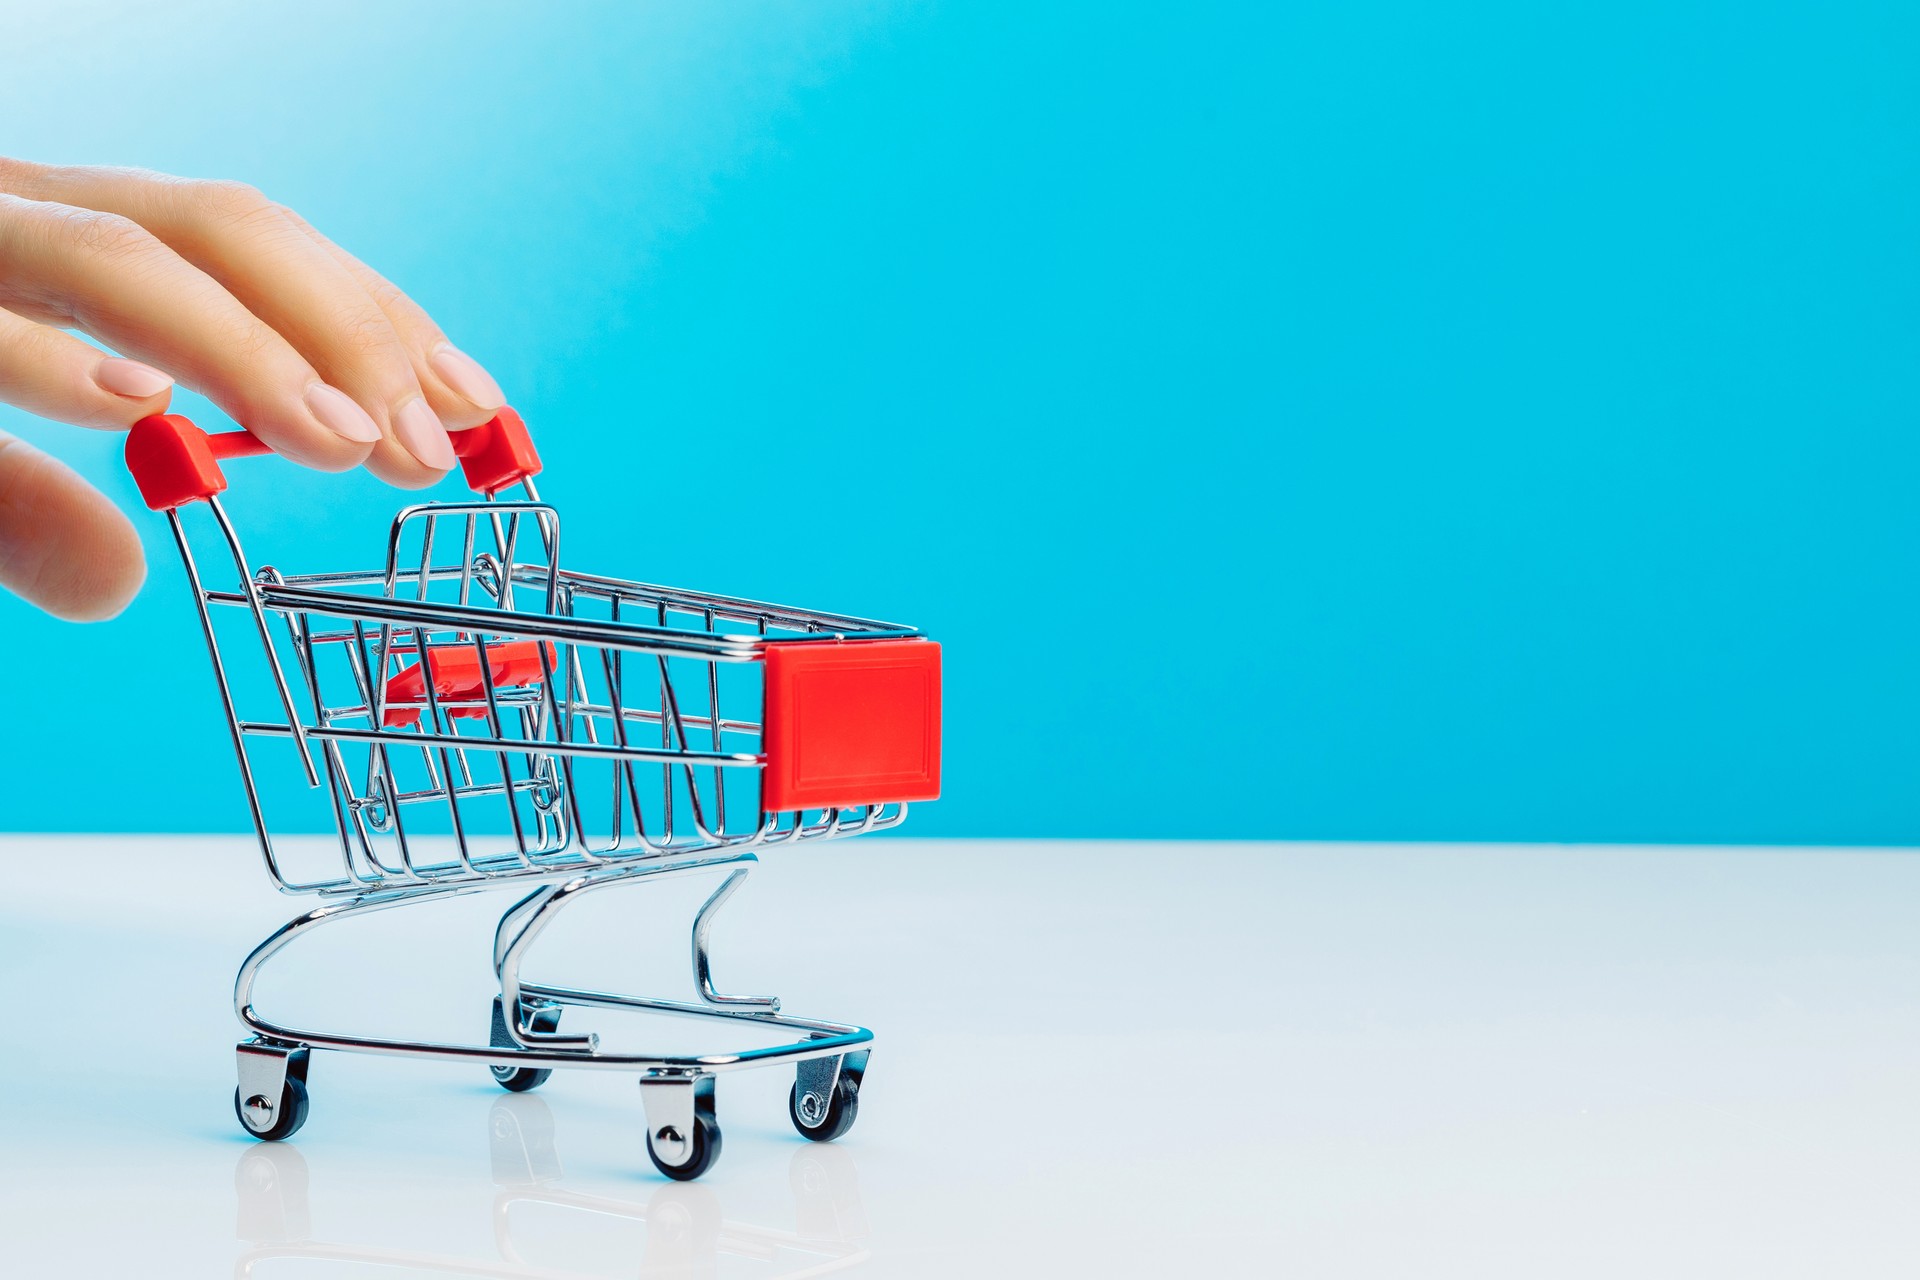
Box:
[0,429,145,620]
[0,301,155,620]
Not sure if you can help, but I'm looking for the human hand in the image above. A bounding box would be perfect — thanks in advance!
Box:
[0,159,508,621]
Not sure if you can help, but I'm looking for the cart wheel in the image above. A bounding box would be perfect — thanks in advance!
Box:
[789,1074,859,1143]
[491,1003,562,1093]
[234,1076,309,1143]
[647,1112,722,1182]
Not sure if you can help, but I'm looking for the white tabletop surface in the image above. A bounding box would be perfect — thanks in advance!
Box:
[0,835,1915,1277]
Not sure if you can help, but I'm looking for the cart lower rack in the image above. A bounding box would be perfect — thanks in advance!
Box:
[127,408,941,1180]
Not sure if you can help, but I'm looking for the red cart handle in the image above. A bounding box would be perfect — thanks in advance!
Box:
[124,407,541,511]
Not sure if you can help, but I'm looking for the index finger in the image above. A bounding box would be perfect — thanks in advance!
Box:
[282,208,507,433]
[0,194,381,471]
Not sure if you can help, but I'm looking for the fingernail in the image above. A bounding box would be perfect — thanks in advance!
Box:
[94,357,173,399]
[394,396,457,470]
[304,382,384,444]
[429,344,506,411]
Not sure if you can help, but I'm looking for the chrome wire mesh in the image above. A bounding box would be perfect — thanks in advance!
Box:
[173,491,915,895]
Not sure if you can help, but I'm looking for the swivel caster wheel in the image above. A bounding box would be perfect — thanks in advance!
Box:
[234,1076,310,1143]
[789,1074,859,1142]
[647,1111,722,1182]
[490,998,562,1093]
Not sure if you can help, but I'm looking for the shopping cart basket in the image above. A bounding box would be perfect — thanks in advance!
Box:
[125,407,941,1181]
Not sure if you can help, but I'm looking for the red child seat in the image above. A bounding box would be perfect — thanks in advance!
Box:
[382,640,557,728]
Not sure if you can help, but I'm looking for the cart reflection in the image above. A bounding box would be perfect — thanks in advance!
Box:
[235,1093,871,1277]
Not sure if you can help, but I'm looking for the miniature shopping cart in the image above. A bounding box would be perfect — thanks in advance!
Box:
[125,408,941,1181]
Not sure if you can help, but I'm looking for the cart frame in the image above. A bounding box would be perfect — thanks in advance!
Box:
[127,408,937,1179]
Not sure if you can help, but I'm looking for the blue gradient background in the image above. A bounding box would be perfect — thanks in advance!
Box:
[0,2,1914,841]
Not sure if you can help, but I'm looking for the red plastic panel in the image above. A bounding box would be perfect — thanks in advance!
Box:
[451,407,543,495]
[382,640,557,728]
[762,640,942,812]
[125,413,229,510]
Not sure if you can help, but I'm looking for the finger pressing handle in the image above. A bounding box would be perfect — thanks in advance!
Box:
[126,407,541,511]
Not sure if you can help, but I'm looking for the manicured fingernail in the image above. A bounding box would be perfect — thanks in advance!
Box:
[94,357,173,399]
[304,382,383,443]
[429,344,506,410]
[394,396,457,470]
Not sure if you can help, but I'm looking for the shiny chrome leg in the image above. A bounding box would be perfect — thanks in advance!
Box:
[692,867,779,1011]
[229,848,869,1178]
[236,853,869,1074]
[494,878,599,1052]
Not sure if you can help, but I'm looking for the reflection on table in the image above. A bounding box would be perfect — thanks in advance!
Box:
[234,1092,871,1277]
